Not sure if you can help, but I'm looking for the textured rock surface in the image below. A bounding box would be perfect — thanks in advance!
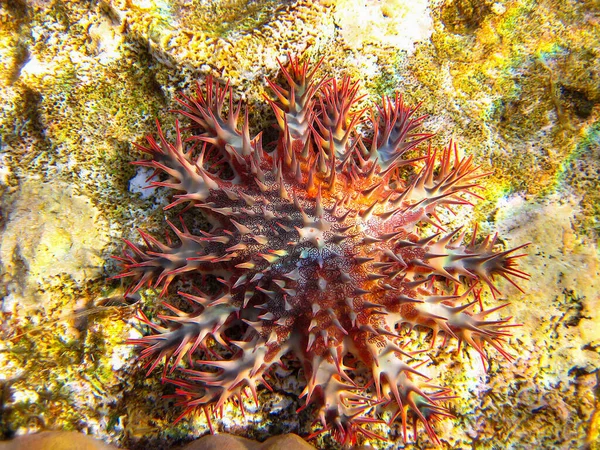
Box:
[181,433,318,450]
[0,179,109,305]
[0,432,116,450]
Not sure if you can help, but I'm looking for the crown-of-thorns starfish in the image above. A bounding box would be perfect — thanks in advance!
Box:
[113,54,529,446]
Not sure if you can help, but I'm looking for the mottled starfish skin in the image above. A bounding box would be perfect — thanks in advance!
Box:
[114,55,529,446]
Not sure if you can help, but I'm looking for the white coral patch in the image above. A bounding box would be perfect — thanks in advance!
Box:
[334,0,434,52]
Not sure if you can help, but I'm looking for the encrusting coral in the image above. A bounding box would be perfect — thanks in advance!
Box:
[113,54,529,446]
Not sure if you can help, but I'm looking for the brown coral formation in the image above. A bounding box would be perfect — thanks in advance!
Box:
[0,432,323,450]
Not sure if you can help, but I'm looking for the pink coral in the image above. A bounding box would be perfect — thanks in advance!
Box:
[113,54,529,446]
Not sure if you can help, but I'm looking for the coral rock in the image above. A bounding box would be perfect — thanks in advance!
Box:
[182,433,315,450]
[0,432,116,450]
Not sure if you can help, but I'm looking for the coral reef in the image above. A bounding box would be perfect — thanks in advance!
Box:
[114,54,528,446]
[1,1,598,449]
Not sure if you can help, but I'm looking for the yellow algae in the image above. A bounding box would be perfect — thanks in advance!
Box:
[402,0,600,229]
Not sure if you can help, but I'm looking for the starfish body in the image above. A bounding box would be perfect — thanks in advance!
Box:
[114,55,529,446]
